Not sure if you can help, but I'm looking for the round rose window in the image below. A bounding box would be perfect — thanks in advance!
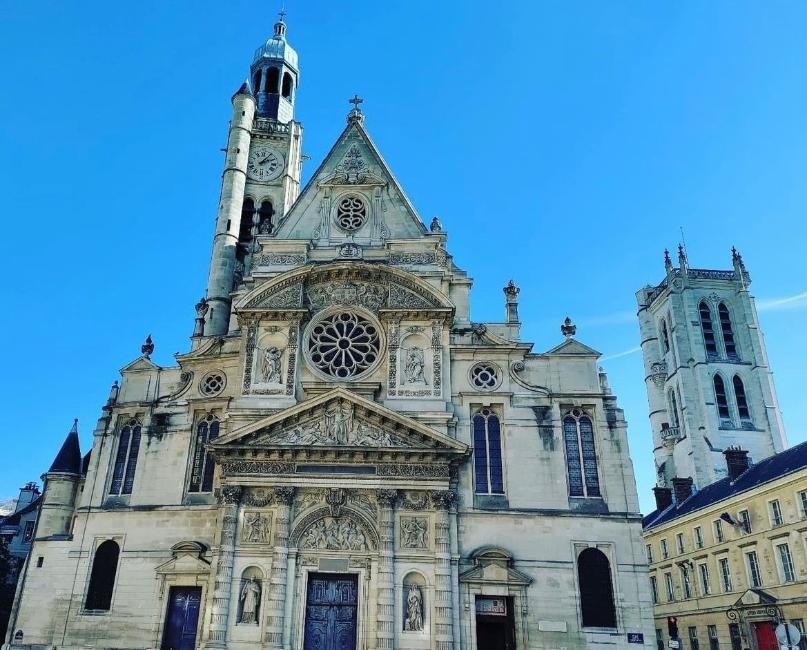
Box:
[307,312,381,379]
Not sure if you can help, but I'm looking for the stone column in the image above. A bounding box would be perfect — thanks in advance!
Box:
[206,485,242,648]
[431,490,456,650]
[376,489,398,650]
[265,486,295,647]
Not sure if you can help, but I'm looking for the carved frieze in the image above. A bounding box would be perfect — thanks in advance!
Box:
[397,491,429,511]
[299,516,370,551]
[400,516,429,549]
[306,280,386,311]
[388,284,433,309]
[217,485,243,505]
[254,253,306,266]
[221,461,296,476]
[377,464,450,478]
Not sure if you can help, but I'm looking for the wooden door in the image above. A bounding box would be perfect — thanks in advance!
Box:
[303,573,358,650]
[753,622,778,650]
[161,587,202,650]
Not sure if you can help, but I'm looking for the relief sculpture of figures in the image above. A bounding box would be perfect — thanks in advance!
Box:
[243,512,270,543]
[259,346,282,384]
[324,401,354,444]
[300,517,368,550]
[404,584,424,632]
[239,578,261,624]
[403,347,428,385]
[400,517,428,549]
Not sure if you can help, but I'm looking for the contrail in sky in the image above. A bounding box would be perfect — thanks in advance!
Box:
[757,291,807,312]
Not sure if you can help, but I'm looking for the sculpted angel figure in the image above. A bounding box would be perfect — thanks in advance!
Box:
[404,585,424,631]
[404,347,427,385]
[259,346,282,384]
[239,578,261,624]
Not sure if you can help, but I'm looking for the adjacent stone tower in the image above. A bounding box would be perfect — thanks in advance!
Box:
[636,247,787,489]
[37,420,82,539]
[204,13,303,336]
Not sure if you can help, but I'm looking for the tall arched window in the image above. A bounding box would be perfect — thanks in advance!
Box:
[266,67,280,93]
[713,375,730,420]
[718,303,737,358]
[281,72,293,99]
[563,409,600,498]
[189,414,220,493]
[85,540,120,611]
[733,375,750,421]
[699,301,718,359]
[252,69,262,93]
[667,389,680,428]
[109,418,141,495]
[257,200,274,234]
[660,320,670,354]
[239,198,255,244]
[472,408,504,495]
[578,548,616,628]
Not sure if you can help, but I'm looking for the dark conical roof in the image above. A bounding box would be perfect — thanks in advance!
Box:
[48,419,82,474]
[231,80,253,102]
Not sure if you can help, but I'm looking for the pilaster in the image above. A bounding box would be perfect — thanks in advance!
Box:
[430,490,455,650]
[265,486,295,647]
[206,485,242,648]
[376,489,397,650]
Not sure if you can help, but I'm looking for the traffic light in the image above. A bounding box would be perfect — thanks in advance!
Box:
[667,616,679,639]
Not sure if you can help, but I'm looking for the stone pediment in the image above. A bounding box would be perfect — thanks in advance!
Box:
[155,541,210,576]
[543,338,601,357]
[119,355,160,373]
[213,388,467,454]
[734,588,777,607]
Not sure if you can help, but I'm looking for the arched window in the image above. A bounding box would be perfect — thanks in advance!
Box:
[472,409,503,495]
[660,320,670,354]
[718,303,737,358]
[257,200,274,234]
[109,418,141,495]
[281,72,293,99]
[252,69,262,94]
[85,540,120,611]
[239,198,255,244]
[189,414,220,493]
[667,389,680,428]
[563,409,600,498]
[578,547,616,628]
[713,375,730,420]
[733,376,750,421]
[699,301,718,358]
[266,67,280,93]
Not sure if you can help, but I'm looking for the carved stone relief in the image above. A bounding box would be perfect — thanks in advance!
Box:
[306,281,386,312]
[299,516,369,551]
[400,516,428,549]
[241,511,272,544]
[403,584,424,632]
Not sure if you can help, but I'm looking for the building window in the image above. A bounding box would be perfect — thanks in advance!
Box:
[664,571,675,602]
[690,627,700,650]
[713,519,724,543]
[718,557,732,592]
[577,548,616,628]
[660,538,669,559]
[472,408,504,495]
[700,301,718,358]
[746,550,762,588]
[713,375,730,420]
[188,414,220,493]
[84,540,120,611]
[718,303,736,358]
[732,376,750,421]
[646,544,654,563]
[698,562,711,595]
[799,490,807,519]
[661,319,670,353]
[791,620,807,650]
[694,526,704,548]
[650,575,659,604]
[729,623,742,650]
[22,521,35,543]
[281,71,293,99]
[266,67,279,93]
[109,418,141,495]
[656,628,665,650]
[708,625,719,650]
[769,499,784,526]
[257,200,274,234]
[667,389,681,428]
[738,509,751,533]
[563,410,600,498]
[239,197,256,245]
[776,543,795,583]
[681,565,693,599]
[252,69,262,93]
[676,532,685,554]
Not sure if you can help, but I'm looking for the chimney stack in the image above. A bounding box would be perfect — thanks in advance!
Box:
[671,477,694,504]
[653,486,673,511]
[724,447,750,481]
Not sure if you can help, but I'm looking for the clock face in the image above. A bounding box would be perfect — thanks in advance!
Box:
[247,147,285,182]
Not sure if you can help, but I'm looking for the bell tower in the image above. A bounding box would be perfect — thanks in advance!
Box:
[204,13,303,336]
[637,247,788,489]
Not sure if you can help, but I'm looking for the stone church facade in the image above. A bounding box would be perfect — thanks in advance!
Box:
[6,17,654,650]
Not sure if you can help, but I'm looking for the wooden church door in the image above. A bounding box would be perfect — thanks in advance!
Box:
[161,587,202,650]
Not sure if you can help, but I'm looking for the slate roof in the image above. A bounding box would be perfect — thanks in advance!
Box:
[643,441,807,531]
[0,495,42,526]
[48,420,82,474]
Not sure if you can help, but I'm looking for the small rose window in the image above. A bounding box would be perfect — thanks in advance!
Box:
[470,363,499,390]
[307,312,381,379]
[336,195,367,231]
[200,372,226,397]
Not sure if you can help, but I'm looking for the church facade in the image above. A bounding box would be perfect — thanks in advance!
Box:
[5,18,653,650]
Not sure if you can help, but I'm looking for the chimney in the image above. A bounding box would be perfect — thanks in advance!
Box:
[653,486,673,511]
[724,447,750,481]
[671,477,694,504]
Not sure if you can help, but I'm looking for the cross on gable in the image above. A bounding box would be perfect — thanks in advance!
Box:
[349,94,364,111]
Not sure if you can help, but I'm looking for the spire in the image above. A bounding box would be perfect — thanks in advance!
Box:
[732,246,750,284]
[274,6,287,38]
[677,244,688,273]
[48,419,82,475]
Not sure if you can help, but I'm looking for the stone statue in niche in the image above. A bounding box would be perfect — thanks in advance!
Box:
[259,346,283,384]
[400,517,428,549]
[403,347,428,385]
[239,578,261,624]
[404,584,424,631]
[300,517,368,551]
[242,512,270,543]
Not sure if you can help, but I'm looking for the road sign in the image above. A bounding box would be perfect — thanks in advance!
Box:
[627,633,644,644]
[775,623,801,646]
[669,640,680,649]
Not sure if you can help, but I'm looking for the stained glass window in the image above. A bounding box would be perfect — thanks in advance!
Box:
[109,419,141,495]
[189,414,220,493]
[563,410,600,498]
[472,409,504,495]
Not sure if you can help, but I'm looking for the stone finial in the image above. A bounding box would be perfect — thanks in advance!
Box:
[141,335,154,358]
[106,381,119,407]
[731,246,749,280]
[429,216,443,232]
[504,279,519,298]
[503,280,520,325]
[560,316,576,339]
[677,244,688,272]
[193,298,209,338]
[664,248,673,272]
[347,94,365,125]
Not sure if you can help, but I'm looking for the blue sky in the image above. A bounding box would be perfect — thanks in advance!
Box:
[1,1,806,513]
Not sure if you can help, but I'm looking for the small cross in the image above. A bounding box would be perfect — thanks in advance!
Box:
[278,8,286,21]
[349,94,364,111]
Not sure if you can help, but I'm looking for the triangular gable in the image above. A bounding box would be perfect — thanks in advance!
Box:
[274,119,426,241]
[214,387,467,453]
[119,355,160,374]
[543,338,601,357]
[734,588,777,607]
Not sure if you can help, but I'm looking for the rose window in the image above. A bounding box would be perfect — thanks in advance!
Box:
[470,363,499,390]
[336,195,367,231]
[307,312,380,379]
[199,372,226,396]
